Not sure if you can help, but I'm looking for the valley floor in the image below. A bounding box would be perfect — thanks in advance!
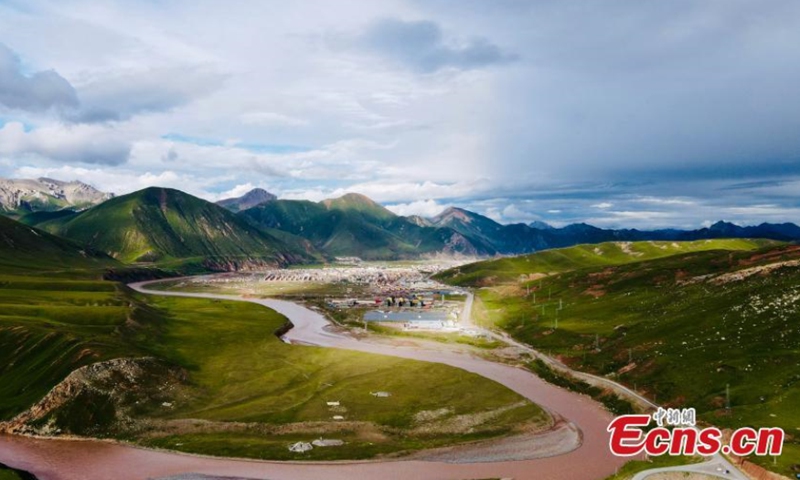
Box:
[0,277,632,480]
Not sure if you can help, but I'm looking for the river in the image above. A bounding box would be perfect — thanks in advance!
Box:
[0,280,629,480]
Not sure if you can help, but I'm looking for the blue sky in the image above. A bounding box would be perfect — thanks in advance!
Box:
[1,0,800,228]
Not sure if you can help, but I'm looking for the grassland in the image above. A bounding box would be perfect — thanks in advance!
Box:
[438,240,800,476]
[0,215,117,278]
[435,239,777,287]
[0,274,546,460]
[0,471,28,480]
[0,463,34,480]
[133,295,546,459]
[0,274,161,421]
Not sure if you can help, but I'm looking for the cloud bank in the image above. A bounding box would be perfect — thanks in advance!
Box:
[0,0,799,228]
[0,43,78,112]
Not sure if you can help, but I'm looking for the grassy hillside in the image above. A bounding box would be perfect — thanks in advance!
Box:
[0,276,162,421]
[16,209,79,228]
[0,215,117,276]
[39,187,315,267]
[443,241,800,477]
[436,239,776,286]
[0,216,155,419]
[321,192,396,221]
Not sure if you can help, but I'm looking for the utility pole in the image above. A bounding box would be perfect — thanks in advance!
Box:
[726,384,731,411]
[559,298,563,310]
[533,292,536,304]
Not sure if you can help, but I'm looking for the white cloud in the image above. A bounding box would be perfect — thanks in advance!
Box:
[0,121,130,165]
[0,42,78,112]
[240,111,308,127]
[634,196,695,206]
[212,183,273,202]
[282,180,479,203]
[501,203,528,222]
[72,66,226,122]
[350,17,518,73]
[591,202,613,209]
[386,199,450,217]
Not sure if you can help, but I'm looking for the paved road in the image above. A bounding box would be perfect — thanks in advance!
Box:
[631,457,744,480]
[459,291,748,480]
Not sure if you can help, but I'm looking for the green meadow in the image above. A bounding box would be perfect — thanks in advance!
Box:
[138,296,546,459]
[439,240,800,476]
[0,274,545,460]
[0,275,156,420]
[435,239,776,287]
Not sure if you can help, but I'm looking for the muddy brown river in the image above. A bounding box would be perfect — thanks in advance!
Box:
[0,281,629,480]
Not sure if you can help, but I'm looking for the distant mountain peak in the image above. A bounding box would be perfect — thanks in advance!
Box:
[0,176,112,215]
[529,220,554,230]
[710,220,739,228]
[432,206,476,224]
[217,188,277,212]
[321,192,396,219]
[322,192,377,207]
[340,192,372,202]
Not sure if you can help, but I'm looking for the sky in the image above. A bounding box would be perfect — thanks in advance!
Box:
[2,0,800,229]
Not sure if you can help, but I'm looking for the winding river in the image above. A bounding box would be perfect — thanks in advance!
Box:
[0,280,630,480]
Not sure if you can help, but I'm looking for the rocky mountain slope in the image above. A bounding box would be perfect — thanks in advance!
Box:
[216,187,277,212]
[0,177,112,215]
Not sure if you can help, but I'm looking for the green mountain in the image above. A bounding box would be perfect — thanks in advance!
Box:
[0,215,117,275]
[239,193,493,260]
[35,187,315,268]
[321,192,397,221]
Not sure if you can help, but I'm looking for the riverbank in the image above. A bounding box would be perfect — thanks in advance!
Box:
[0,277,631,480]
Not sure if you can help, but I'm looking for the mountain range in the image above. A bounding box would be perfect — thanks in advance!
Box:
[236,193,493,260]
[20,187,317,270]
[3,176,800,271]
[0,177,112,216]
